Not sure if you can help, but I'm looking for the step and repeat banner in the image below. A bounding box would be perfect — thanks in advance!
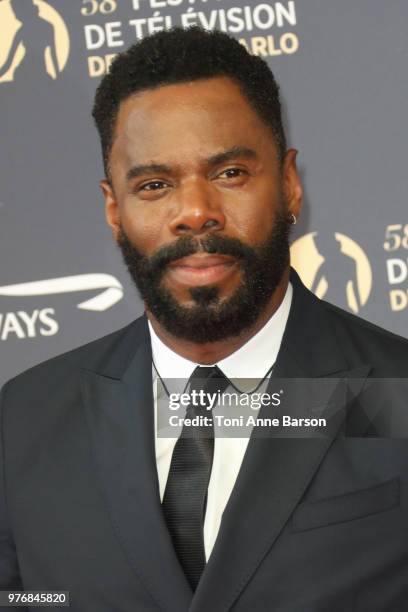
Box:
[0,0,407,386]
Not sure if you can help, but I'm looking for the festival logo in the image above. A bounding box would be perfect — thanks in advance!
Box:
[0,0,70,83]
[290,232,372,314]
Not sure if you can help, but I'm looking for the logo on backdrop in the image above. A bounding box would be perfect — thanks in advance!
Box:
[0,274,123,341]
[290,232,372,314]
[0,0,70,83]
[0,274,124,311]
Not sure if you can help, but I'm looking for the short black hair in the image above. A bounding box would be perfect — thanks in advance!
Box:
[92,27,286,179]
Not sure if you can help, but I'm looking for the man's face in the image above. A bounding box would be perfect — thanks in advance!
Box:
[102,76,302,341]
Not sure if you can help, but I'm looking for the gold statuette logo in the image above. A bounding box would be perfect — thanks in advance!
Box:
[0,0,70,83]
[291,231,372,314]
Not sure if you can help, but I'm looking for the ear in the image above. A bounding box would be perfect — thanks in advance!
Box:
[100,179,120,241]
[282,149,302,222]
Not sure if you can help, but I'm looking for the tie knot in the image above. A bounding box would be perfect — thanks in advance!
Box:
[190,364,222,380]
[187,365,230,409]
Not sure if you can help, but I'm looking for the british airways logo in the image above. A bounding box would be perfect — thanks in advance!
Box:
[0,273,124,341]
[0,273,124,311]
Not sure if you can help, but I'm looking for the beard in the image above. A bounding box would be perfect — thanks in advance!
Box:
[117,212,291,343]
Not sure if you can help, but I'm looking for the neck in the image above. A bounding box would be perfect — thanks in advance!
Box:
[146,267,290,365]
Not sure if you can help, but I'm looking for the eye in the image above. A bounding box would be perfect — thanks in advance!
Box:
[217,167,248,180]
[139,180,170,192]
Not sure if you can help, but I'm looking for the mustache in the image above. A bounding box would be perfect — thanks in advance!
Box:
[153,234,253,263]
[121,233,258,280]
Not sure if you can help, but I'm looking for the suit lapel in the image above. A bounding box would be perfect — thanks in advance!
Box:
[80,317,192,612]
[191,271,372,612]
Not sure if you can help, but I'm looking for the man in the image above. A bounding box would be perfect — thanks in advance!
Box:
[1,27,408,612]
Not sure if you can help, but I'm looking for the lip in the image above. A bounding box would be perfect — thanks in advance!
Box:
[167,254,237,287]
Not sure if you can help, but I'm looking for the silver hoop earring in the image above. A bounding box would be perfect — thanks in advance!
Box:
[289,213,297,225]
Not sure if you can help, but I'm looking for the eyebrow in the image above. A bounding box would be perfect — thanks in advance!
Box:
[126,163,171,182]
[125,146,258,183]
[206,146,258,166]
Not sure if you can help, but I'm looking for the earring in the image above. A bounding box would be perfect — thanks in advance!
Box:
[289,213,297,225]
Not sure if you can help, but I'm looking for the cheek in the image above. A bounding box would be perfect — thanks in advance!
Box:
[120,200,167,253]
[224,185,280,241]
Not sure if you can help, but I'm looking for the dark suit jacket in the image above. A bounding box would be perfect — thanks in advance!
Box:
[1,270,408,612]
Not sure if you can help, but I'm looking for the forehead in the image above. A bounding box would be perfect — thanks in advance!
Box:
[110,77,277,169]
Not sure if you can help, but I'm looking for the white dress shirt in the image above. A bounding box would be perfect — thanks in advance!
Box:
[149,282,292,560]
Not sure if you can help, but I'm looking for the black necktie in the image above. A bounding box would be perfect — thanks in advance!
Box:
[162,365,229,590]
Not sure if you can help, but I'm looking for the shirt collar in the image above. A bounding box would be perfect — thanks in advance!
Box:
[148,282,292,381]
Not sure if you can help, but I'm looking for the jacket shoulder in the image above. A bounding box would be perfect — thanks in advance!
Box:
[2,316,146,393]
[320,298,408,371]
[322,298,408,344]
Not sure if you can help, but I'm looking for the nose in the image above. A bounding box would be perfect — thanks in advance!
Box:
[169,179,226,236]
